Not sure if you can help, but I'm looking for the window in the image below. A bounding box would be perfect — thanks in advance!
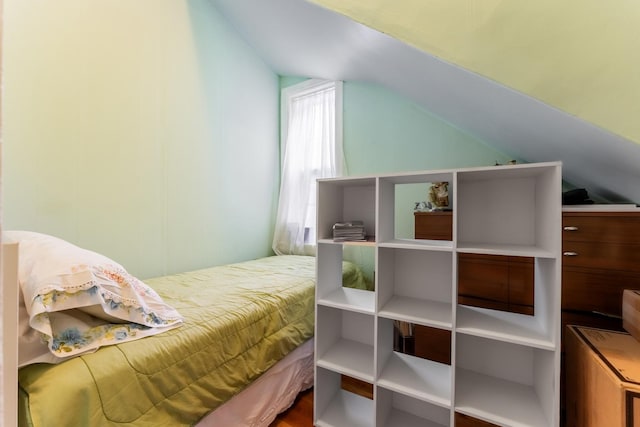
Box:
[272,80,344,255]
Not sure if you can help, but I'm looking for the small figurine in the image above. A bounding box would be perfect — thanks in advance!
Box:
[428,182,449,209]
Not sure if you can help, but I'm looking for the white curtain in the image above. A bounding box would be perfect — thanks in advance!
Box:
[272,83,342,255]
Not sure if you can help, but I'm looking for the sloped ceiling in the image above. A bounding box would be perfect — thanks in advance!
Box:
[212,0,640,204]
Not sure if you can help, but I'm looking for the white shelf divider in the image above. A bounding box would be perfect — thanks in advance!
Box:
[317,338,375,382]
[456,242,556,259]
[455,368,550,427]
[378,239,453,251]
[378,296,452,330]
[456,305,554,350]
[317,287,375,314]
[377,352,452,408]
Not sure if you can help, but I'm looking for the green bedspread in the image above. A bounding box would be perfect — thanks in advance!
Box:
[18,255,321,427]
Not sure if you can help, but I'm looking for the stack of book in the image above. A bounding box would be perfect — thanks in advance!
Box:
[332,221,366,242]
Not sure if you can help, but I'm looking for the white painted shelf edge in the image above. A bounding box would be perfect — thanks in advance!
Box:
[378,296,452,330]
[317,287,375,314]
[377,352,452,408]
[456,305,555,350]
[378,239,453,251]
[456,243,555,258]
[316,338,375,382]
[455,368,550,427]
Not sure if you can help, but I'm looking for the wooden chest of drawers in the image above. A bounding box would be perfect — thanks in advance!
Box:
[561,209,640,425]
[562,210,640,328]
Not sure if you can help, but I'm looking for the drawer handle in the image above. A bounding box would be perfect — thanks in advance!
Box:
[563,226,579,231]
[563,251,578,257]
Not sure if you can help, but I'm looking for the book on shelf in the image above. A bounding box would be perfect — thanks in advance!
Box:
[332,220,366,242]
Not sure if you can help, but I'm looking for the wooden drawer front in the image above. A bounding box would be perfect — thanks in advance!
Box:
[459,254,509,305]
[562,240,640,273]
[563,212,640,245]
[340,375,373,399]
[458,254,534,315]
[413,325,452,365]
[414,211,452,241]
[509,258,535,310]
[562,266,640,315]
[455,412,499,427]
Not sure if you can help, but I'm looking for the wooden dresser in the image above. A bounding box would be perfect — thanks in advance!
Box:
[561,208,640,334]
[561,207,640,426]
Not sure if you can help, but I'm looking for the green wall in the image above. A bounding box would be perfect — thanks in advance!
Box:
[2,0,280,279]
[342,81,511,175]
[310,0,640,145]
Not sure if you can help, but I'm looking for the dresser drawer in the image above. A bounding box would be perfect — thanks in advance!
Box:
[413,325,452,365]
[455,412,499,427]
[458,254,534,315]
[562,240,640,272]
[563,212,640,244]
[415,211,452,240]
[562,266,640,315]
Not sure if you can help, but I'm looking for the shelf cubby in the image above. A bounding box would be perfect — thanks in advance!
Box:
[376,386,450,427]
[317,176,377,241]
[454,334,557,427]
[315,367,374,427]
[456,163,561,256]
[317,242,375,313]
[377,171,455,243]
[377,247,453,329]
[455,257,559,350]
[376,318,452,408]
[316,305,375,382]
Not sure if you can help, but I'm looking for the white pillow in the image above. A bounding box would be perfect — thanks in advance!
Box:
[4,231,183,365]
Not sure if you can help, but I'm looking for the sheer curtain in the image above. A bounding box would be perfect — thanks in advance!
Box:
[272,81,344,256]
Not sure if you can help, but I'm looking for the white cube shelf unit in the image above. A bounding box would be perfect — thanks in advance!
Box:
[314,162,562,427]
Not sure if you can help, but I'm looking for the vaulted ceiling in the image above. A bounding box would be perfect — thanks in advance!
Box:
[212,0,640,204]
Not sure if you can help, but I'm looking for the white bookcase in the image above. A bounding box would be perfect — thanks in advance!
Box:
[314,162,562,427]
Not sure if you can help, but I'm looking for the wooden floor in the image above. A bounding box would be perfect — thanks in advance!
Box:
[269,388,314,427]
[269,377,372,426]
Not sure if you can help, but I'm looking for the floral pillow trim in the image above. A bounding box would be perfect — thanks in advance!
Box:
[25,264,183,358]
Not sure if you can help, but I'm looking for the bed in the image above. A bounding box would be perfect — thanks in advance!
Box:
[7,231,373,427]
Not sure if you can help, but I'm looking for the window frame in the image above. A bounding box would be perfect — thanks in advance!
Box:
[280,79,344,171]
[279,79,344,250]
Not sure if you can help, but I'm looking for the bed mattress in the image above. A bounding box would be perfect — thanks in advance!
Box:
[18,255,318,427]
